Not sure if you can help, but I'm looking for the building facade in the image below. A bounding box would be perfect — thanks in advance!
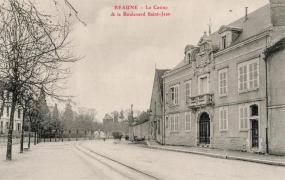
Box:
[160,2,285,154]
[0,91,23,136]
[149,69,169,143]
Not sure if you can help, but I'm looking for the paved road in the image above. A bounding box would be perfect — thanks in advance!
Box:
[81,140,285,180]
[1,140,285,180]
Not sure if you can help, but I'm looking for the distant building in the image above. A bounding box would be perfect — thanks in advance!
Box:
[103,114,113,124]
[0,91,23,136]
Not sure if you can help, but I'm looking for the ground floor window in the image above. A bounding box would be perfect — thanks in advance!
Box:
[219,106,228,131]
[185,112,191,132]
[170,114,179,132]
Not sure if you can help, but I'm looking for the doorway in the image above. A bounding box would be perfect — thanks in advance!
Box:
[199,112,210,144]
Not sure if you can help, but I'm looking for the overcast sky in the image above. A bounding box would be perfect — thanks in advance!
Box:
[50,0,269,121]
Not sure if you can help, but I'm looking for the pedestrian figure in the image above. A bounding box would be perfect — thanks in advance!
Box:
[103,138,105,142]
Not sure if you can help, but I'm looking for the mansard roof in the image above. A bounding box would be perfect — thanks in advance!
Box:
[218,25,243,34]
[208,3,271,46]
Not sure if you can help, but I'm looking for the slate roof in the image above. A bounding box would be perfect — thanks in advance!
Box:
[170,3,272,72]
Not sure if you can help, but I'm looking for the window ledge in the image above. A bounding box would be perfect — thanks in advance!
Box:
[219,94,228,98]
[170,131,179,133]
[239,129,249,132]
[185,131,191,133]
[238,88,259,94]
[219,130,228,132]
[169,104,179,107]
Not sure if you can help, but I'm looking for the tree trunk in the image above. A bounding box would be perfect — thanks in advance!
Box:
[68,130,70,141]
[76,129,78,141]
[55,129,57,142]
[28,132,30,149]
[34,132,36,145]
[84,131,86,140]
[50,129,51,142]
[6,93,17,160]
[20,109,26,153]
[61,130,63,142]
[44,130,45,142]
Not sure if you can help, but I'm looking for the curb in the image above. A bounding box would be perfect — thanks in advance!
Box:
[144,145,285,167]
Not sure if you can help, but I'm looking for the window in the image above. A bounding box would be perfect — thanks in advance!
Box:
[198,75,209,95]
[185,80,191,103]
[165,116,168,128]
[18,109,21,119]
[239,105,249,130]
[1,121,3,129]
[185,112,191,132]
[219,68,228,96]
[7,107,9,117]
[17,123,21,131]
[222,36,227,49]
[219,107,228,131]
[188,53,191,64]
[170,114,179,132]
[169,85,179,105]
[238,58,259,92]
[6,122,9,129]
[250,104,258,116]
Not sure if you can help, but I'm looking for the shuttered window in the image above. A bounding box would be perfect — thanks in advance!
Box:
[170,114,179,132]
[219,107,228,131]
[185,81,191,103]
[238,58,259,92]
[219,68,227,96]
[239,105,248,130]
[185,112,191,132]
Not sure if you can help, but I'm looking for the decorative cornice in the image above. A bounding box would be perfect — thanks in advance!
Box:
[162,64,192,78]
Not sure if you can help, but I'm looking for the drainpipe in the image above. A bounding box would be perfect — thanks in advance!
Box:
[264,36,269,154]
[163,77,165,145]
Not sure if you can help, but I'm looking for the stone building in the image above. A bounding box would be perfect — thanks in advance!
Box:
[0,91,23,136]
[149,69,170,143]
[161,2,285,154]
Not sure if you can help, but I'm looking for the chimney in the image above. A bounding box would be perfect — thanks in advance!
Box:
[270,0,285,26]
[245,7,248,21]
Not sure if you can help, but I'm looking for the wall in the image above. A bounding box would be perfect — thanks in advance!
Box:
[268,49,285,155]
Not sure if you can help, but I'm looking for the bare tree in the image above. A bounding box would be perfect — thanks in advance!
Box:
[0,0,81,160]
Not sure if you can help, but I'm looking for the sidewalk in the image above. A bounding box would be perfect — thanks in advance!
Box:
[145,140,285,167]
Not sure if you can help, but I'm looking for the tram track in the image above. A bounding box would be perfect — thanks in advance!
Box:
[74,142,161,180]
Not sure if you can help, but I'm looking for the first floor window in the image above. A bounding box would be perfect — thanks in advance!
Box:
[168,85,179,106]
[185,112,191,132]
[219,68,228,96]
[238,58,259,92]
[219,107,228,131]
[239,105,248,130]
[185,81,191,103]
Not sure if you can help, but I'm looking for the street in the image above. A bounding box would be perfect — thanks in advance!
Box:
[1,139,285,180]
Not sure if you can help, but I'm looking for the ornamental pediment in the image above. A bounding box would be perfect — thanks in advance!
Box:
[218,25,243,34]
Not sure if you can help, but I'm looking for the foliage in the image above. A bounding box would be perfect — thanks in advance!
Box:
[112,131,123,140]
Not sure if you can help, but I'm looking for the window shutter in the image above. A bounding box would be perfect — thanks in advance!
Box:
[224,72,227,94]
[254,62,258,88]
[167,88,172,106]
[240,107,243,129]
[243,66,247,90]
[239,66,243,91]
[224,110,227,130]
[249,63,253,89]
[220,109,223,129]
[244,107,248,129]
[219,73,222,94]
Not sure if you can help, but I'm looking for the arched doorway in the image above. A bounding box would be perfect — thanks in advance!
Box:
[199,112,210,144]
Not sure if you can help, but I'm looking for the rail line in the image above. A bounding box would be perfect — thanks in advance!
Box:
[74,143,161,180]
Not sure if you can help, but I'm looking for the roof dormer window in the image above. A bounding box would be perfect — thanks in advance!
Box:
[218,25,243,50]
[222,36,227,49]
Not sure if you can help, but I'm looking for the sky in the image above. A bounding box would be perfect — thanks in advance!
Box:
[46,0,269,121]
